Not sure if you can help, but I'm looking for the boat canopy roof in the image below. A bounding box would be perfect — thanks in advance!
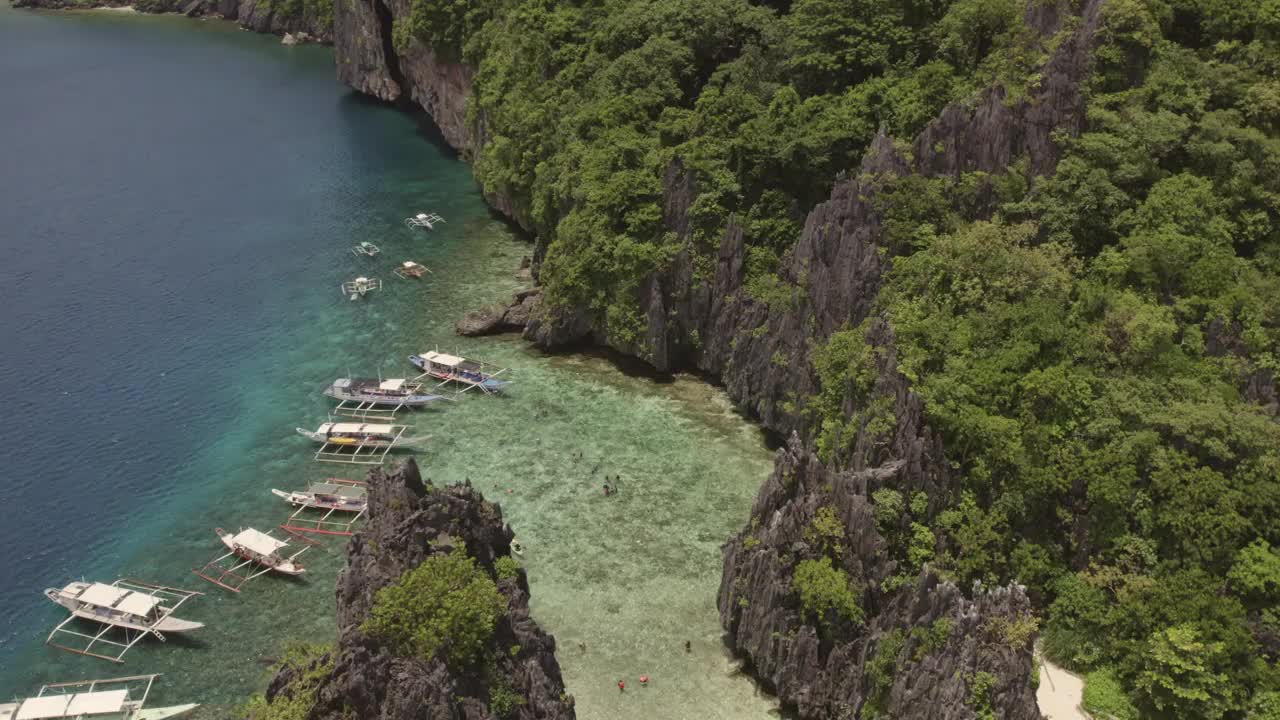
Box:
[311,482,367,498]
[402,261,418,268]
[233,528,287,557]
[422,351,464,367]
[378,379,405,391]
[325,422,395,434]
[75,583,160,616]
[13,689,128,719]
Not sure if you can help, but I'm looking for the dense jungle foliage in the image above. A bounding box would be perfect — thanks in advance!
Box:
[398,0,1280,716]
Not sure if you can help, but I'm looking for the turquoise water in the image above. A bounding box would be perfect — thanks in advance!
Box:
[0,6,778,718]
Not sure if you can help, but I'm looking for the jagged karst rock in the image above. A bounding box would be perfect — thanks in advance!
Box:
[264,460,574,720]
[720,437,1041,720]
[456,288,541,337]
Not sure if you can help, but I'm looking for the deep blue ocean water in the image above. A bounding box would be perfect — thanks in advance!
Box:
[0,6,779,717]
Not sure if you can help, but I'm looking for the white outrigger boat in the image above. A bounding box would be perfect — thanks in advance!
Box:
[0,674,197,720]
[392,260,430,279]
[404,212,445,230]
[409,350,511,395]
[295,421,409,464]
[323,377,446,420]
[273,478,368,536]
[351,241,381,257]
[340,276,381,300]
[192,528,306,593]
[43,579,202,663]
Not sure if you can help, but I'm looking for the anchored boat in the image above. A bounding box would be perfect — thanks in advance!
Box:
[340,276,381,300]
[0,674,198,720]
[323,378,445,419]
[273,478,368,536]
[43,579,203,663]
[193,527,306,592]
[351,241,381,257]
[392,260,430,279]
[403,212,445,230]
[409,350,511,395]
[295,421,409,464]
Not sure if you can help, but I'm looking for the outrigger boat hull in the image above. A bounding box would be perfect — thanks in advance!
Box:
[408,354,512,392]
[322,389,444,408]
[136,704,201,720]
[43,584,204,635]
[271,488,365,512]
[217,530,306,576]
[296,427,397,447]
[0,675,199,720]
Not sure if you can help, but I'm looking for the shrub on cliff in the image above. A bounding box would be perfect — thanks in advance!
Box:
[363,548,507,668]
[791,556,863,629]
[240,643,332,720]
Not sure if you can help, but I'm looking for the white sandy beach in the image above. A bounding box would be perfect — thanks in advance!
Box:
[1037,653,1089,720]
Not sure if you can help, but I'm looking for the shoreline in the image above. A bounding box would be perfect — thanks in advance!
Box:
[1037,651,1090,720]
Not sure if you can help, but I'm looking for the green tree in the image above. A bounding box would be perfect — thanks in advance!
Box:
[791,556,864,628]
[1229,540,1280,606]
[363,549,507,668]
[1133,624,1240,720]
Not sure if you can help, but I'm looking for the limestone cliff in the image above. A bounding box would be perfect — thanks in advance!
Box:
[327,1,1104,717]
[261,461,575,720]
[331,0,531,229]
[12,0,334,43]
[719,436,1040,719]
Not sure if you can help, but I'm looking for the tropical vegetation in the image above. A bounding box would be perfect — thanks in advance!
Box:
[363,548,508,668]
[397,0,1280,714]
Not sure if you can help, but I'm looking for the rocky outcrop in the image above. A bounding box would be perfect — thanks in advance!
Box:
[716,311,1038,717]
[263,460,574,720]
[720,438,1040,719]
[12,0,334,43]
[456,288,542,337]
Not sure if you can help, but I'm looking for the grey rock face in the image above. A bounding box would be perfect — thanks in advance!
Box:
[456,288,542,337]
[271,461,574,720]
[330,4,536,231]
[333,0,401,102]
[13,0,334,42]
